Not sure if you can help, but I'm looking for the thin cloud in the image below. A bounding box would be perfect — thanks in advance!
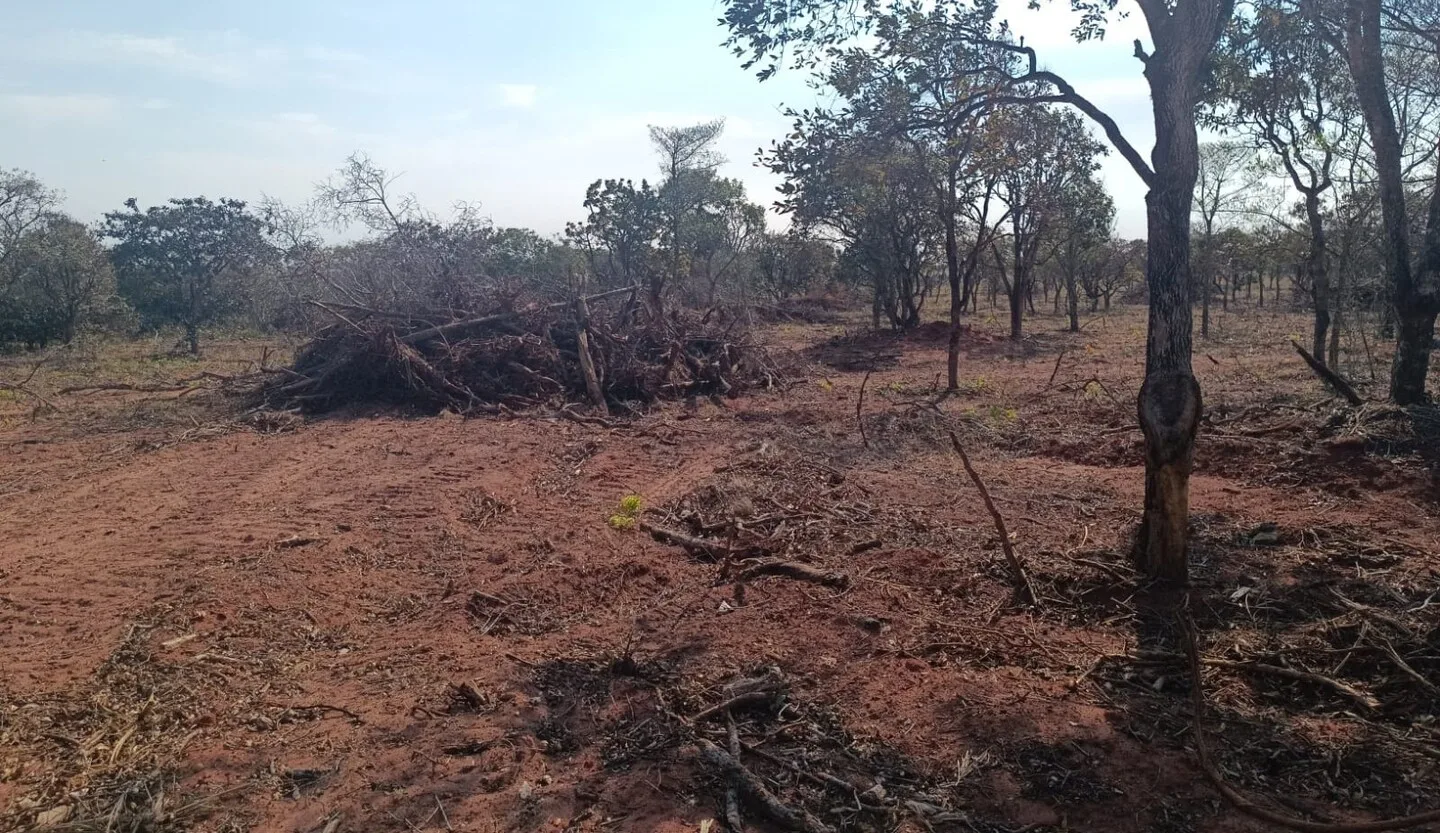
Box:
[0,93,118,123]
[497,83,539,109]
[14,30,387,91]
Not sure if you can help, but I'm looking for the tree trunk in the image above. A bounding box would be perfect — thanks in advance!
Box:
[1305,192,1331,367]
[186,322,200,355]
[1135,33,1214,584]
[1065,269,1080,332]
[1009,276,1025,340]
[1341,0,1438,403]
[945,175,963,391]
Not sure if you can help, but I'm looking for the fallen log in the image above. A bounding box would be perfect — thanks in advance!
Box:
[734,559,850,590]
[640,522,735,561]
[1292,340,1363,405]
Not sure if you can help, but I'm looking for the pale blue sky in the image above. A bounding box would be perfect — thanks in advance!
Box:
[0,1,1157,237]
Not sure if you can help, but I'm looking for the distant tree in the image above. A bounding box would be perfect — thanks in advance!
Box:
[771,134,940,329]
[318,152,422,235]
[687,181,766,306]
[752,232,837,301]
[103,197,269,354]
[987,106,1108,339]
[2,215,120,345]
[651,120,727,315]
[1192,142,1255,338]
[1213,4,1357,363]
[0,169,60,277]
[567,178,662,292]
[1051,174,1116,331]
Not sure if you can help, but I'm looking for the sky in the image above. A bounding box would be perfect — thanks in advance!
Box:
[0,0,1158,239]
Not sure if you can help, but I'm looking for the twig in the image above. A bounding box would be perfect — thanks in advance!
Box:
[1136,648,1381,712]
[274,703,364,723]
[725,716,745,833]
[1204,657,1381,712]
[947,432,1039,607]
[1184,614,1440,832]
[693,691,778,725]
[559,404,618,428]
[1376,639,1440,696]
[697,740,835,833]
[1292,340,1363,405]
[400,284,637,345]
[1046,349,1067,387]
[856,367,873,450]
[640,522,738,561]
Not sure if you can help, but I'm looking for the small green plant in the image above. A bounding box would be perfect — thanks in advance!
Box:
[608,494,644,530]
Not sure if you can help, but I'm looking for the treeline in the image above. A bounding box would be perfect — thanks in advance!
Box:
[0,122,838,354]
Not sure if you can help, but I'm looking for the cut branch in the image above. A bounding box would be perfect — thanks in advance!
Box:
[947,431,1039,606]
[399,284,637,345]
[1184,616,1440,832]
[1291,340,1363,405]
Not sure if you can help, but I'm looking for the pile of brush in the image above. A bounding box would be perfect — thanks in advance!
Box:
[261,286,784,415]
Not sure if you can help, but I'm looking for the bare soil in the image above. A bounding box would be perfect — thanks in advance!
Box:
[2,305,1437,833]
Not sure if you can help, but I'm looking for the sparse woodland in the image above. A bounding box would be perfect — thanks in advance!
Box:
[2,1,1440,832]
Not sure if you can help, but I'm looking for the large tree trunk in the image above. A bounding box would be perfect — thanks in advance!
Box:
[1135,29,1214,584]
[185,322,200,356]
[1341,0,1438,404]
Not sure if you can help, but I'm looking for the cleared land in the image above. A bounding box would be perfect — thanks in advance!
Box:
[1,303,1437,833]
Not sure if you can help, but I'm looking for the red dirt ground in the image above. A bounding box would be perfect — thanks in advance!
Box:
[2,303,1438,833]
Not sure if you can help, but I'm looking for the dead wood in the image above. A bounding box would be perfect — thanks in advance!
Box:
[574,295,608,415]
[1292,340,1363,405]
[734,559,850,590]
[264,284,782,415]
[697,740,835,833]
[856,367,873,449]
[1135,647,1382,712]
[640,522,737,561]
[692,691,779,724]
[399,285,637,345]
[1184,616,1440,832]
[947,432,1039,607]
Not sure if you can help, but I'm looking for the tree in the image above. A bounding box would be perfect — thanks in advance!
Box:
[1302,0,1440,403]
[986,106,1108,339]
[1191,142,1254,338]
[752,232,837,301]
[103,197,270,354]
[650,120,727,315]
[0,169,60,277]
[1213,5,1357,362]
[3,215,119,345]
[822,4,1014,387]
[1052,174,1117,331]
[723,0,1239,582]
[567,178,662,292]
[769,133,941,330]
